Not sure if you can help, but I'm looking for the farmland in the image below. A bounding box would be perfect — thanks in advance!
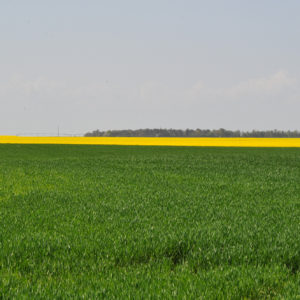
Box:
[2,136,300,147]
[0,144,299,298]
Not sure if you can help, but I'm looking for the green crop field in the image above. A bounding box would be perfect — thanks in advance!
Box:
[0,144,299,299]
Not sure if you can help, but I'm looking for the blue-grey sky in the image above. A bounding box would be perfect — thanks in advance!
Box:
[1,1,300,135]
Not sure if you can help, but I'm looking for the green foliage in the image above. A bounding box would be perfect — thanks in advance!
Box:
[84,128,300,137]
[0,145,299,298]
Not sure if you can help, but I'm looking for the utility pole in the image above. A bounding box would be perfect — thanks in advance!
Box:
[58,126,60,137]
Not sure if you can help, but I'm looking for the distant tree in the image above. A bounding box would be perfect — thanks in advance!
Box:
[84,128,300,138]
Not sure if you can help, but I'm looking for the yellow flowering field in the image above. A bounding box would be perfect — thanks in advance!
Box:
[1,136,300,147]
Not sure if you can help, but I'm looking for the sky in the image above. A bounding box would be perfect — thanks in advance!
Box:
[1,0,300,135]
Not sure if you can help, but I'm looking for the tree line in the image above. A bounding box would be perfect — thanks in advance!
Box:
[84,128,300,137]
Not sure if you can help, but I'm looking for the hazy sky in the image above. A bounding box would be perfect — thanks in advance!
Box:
[1,1,300,135]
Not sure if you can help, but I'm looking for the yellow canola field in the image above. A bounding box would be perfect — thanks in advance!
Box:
[1,136,300,147]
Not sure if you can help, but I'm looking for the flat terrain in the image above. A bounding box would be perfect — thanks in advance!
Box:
[0,144,299,298]
[2,136,300,147]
